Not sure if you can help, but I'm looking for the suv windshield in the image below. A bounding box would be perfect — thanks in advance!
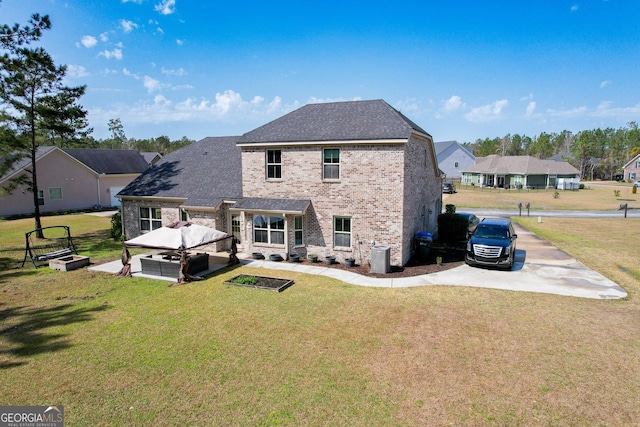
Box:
[473,226,509,239]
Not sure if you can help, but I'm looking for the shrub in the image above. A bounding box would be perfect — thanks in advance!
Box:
[445,204,456,215]
[614,190,621,197]
[110,211,123,241]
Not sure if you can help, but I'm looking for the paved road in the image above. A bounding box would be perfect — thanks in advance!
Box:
[458,208,640,219]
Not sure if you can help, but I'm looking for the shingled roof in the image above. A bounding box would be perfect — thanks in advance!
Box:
[117,136,243,208]
[1,147,149,183]
[237,99,430,144]
[62,148,150,174]
[463,155,579,175]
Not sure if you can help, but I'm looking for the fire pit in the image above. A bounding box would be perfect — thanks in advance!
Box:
[49,255,90,271]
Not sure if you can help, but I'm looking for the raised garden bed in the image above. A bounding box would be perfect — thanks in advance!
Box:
[225,274,294,292]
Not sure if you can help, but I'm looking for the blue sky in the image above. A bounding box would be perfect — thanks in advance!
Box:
[2,0,639,143]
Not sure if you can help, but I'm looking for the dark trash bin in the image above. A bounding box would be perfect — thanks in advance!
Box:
[414,232,433,259]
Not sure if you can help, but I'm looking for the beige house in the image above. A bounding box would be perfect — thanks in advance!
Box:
[462,155,580,189]
[622,154,640,182]
[118,100,442,266]
[0,147,150,217]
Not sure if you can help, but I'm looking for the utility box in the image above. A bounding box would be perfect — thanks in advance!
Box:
[370,245,391,274]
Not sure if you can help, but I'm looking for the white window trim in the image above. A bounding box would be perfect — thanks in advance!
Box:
[323,148,340,180]
[294,215,303,246]
[333,216,351,249]
[266,149,282,180]
[253,214,285,246]
[140,207,162,233]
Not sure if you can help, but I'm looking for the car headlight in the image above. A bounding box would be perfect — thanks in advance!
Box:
[467,241,472,252]
[503,245,511,256]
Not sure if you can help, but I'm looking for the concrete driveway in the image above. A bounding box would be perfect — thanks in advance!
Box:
[240,222,627,300]
[399,223,627,299]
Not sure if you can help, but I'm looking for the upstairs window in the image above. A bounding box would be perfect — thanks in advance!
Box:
[266,149,282,179]
[323,148,340,180]
[140,207,162,232]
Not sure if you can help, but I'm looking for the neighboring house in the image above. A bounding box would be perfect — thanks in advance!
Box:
[119,99,442,266]
[434,140,475,181]
[141,152,163,166]
[0,147,150,217]
[462,155,580,189]
[623,154,640,181]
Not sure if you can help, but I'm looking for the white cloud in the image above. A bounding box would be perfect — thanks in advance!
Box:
[600,80,612,88]
[122,68,140,80]
[99,48,123,60]
[122,0,143,3]
[593,101,640,117]
[176,39,184,45]
[66,64,89,79]
[100,32,109,42]
[546,106,588,118]
[120,19,138,33]
[80,35,97,48]
[526,101,536,117]
[162,67,186,76]
[465,99,508,123]
[395,98,421,115]
[155,0,176,15]
[91,90,289,126]
[519,93,534,102]
[571,4,579,12]
[443,95,465,112]
[143,75,162,93]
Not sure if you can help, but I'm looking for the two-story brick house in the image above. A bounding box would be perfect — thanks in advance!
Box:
[118,100,442,267]
[233,100,441,266]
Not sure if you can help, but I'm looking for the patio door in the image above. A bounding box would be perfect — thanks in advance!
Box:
[231,214,241,244]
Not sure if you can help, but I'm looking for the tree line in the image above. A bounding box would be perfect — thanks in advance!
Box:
[465,124,640,181]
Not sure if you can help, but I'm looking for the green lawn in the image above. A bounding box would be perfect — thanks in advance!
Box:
[1,212,639,425]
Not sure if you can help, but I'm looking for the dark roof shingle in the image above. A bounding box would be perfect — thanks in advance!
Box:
[62,148,150,174]
[237,99,430,144]
[117,136,242,207]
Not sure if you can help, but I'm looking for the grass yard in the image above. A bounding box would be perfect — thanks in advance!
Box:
[449,181,640,211]
[1,212,640,425]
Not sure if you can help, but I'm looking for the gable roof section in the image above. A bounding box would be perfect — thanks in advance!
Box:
[0,146,57,184]
[434,140,475,160]
[623,153,640,169]
[117,136,243,208]
[463,155,579,175]
[237,99,430,145]
[62,148,149,175]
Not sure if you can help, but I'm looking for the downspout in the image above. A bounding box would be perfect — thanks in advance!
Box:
[97,173,106,207]
[283,213,289,260]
